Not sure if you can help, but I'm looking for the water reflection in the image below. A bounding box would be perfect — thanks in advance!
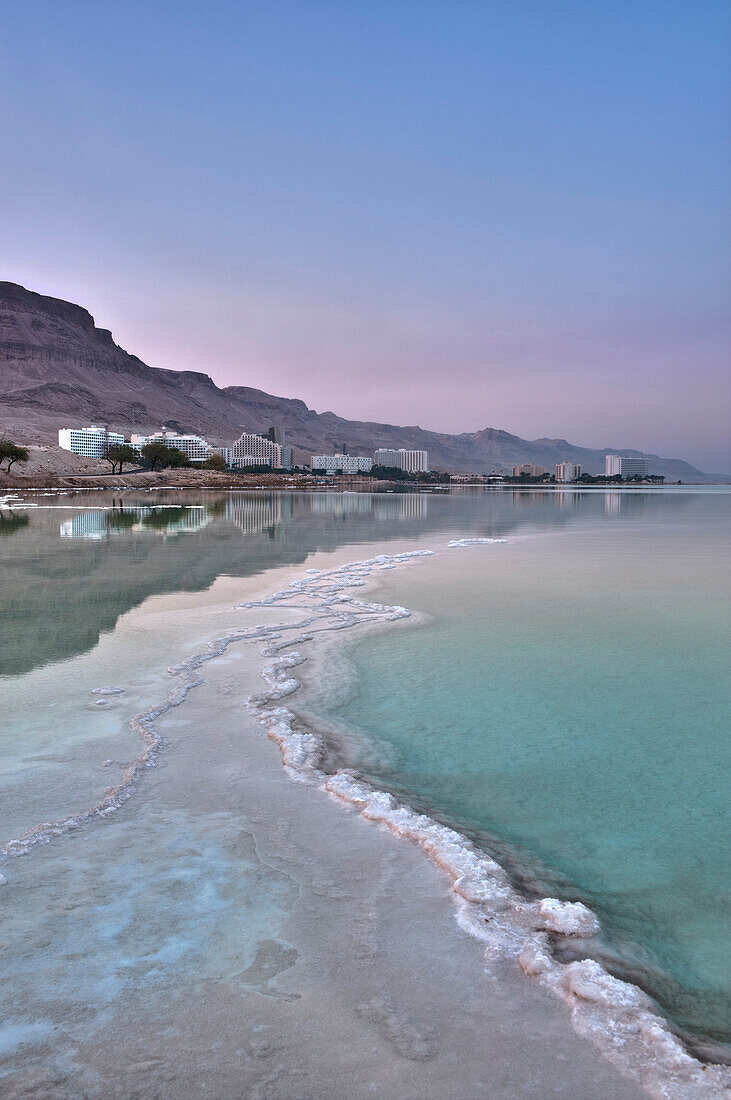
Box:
[0,488,712,679]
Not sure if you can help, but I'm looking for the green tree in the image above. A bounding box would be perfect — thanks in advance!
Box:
[164,446,191,468]
[104,443,140,474]
[140,442,190,470]
[0,440,30,473]
[204,453,227,471]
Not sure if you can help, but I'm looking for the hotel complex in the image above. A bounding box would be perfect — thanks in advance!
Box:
[605,455,649,478]
[56,423,655,482]
[311,454,373,474]
[58,425,125,458]
[555,462,582,482]
[231,432,282,468]
[373,448,429,473]
[130,428,213,463]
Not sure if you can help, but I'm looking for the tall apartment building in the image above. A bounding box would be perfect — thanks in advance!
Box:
[58,425,125,458]
[605,455,649,478]
[555,462,581,482]
[373,448,429,473]
[130,428,212,462]
[232,433,282,468]
[310,454,372,474]
[512,463,546,477]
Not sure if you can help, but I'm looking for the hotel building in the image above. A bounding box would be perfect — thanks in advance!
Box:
[58,425,125,458]
[130,428,212,463]
[310,454,372,474]
[605,455,649,478]
[373,448,428,473]
[232,433,282,468]
[512,463,546,477]
[555,462,582,482]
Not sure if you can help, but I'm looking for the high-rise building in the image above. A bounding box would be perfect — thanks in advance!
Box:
[130,428,213,462]
[58,425,125,458]
[231,433,282,468]
[605,455,649,478]
[555,462,581,482]
[373,448,428,473]
[512,463,546,477]
[310,454,372,473]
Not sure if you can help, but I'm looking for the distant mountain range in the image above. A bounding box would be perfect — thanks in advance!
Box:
[0,281,707,478]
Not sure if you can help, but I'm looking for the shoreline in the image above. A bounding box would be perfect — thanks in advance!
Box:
[2,532,727,1097]
[235,544,730,1097]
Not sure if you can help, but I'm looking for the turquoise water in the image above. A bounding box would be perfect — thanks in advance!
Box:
[307,493,731,1050]
[1,486,728,1058]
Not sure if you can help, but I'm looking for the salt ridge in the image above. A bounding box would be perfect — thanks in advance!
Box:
[1,538,726,1096]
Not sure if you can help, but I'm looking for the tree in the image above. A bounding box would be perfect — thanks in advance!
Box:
[164,446,191,468]
[140,442,190,470]
[104,443,140,474]
[203,453,227,471]
[0,440,30,473]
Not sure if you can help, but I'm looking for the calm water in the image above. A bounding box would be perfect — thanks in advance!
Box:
[1,487,729,1053]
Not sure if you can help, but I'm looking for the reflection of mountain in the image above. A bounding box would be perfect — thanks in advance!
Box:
[0,489,698,678]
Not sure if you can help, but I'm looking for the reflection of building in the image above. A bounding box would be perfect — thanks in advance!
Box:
[555,462,581,482]
[59,426,125,458]
[554,492,580,510]
[225,494,282,534]
[131,428,212,462]
[373,449,428,473]
[512,463,546,477]
[232,433,282,468]
[60,511,109,539]
[605,455,649,478]
[311,493,373,515]
[374,493,428,520]
[311,454,372,473]
[605,493,622,517]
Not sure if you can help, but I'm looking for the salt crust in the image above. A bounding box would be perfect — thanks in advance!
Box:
[241,548,730,1100]
[2,539,727,1097]
[447,537,509,548]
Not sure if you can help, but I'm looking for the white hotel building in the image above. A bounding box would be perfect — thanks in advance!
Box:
[130,428,212,463]
[555,462,582,482]
[311,454,372,474]
[232,433,282,468]
[605,455,649,478]
[373,448,428,473]
[58,425,125,458]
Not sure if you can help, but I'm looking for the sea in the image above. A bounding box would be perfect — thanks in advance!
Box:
[1,486,728,1068]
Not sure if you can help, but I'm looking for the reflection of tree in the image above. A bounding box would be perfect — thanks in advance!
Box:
[0,511,29,535]
[142,506,188,528]
[106,509,139,530]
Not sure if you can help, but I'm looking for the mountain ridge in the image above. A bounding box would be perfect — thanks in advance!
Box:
[0,282,707,478]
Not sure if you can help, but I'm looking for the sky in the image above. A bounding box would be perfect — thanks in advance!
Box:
[1,1,729,470]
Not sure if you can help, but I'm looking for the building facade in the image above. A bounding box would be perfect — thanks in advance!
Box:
[555,462,581,482]
[58,426,125,458]
[232,433,282,468]
[605,455,649,478]
[373,448,428,473]
[310,454,372,474]
[512,463,546,477]
[130,428,212,462]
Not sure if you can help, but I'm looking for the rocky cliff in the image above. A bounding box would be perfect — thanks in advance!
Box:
[0,282,706,478]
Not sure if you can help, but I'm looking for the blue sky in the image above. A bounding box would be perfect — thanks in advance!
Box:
[1,1,729,469]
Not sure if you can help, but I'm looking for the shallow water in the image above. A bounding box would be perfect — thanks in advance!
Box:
[1,486,728,1076]
[301,491,731,1050]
